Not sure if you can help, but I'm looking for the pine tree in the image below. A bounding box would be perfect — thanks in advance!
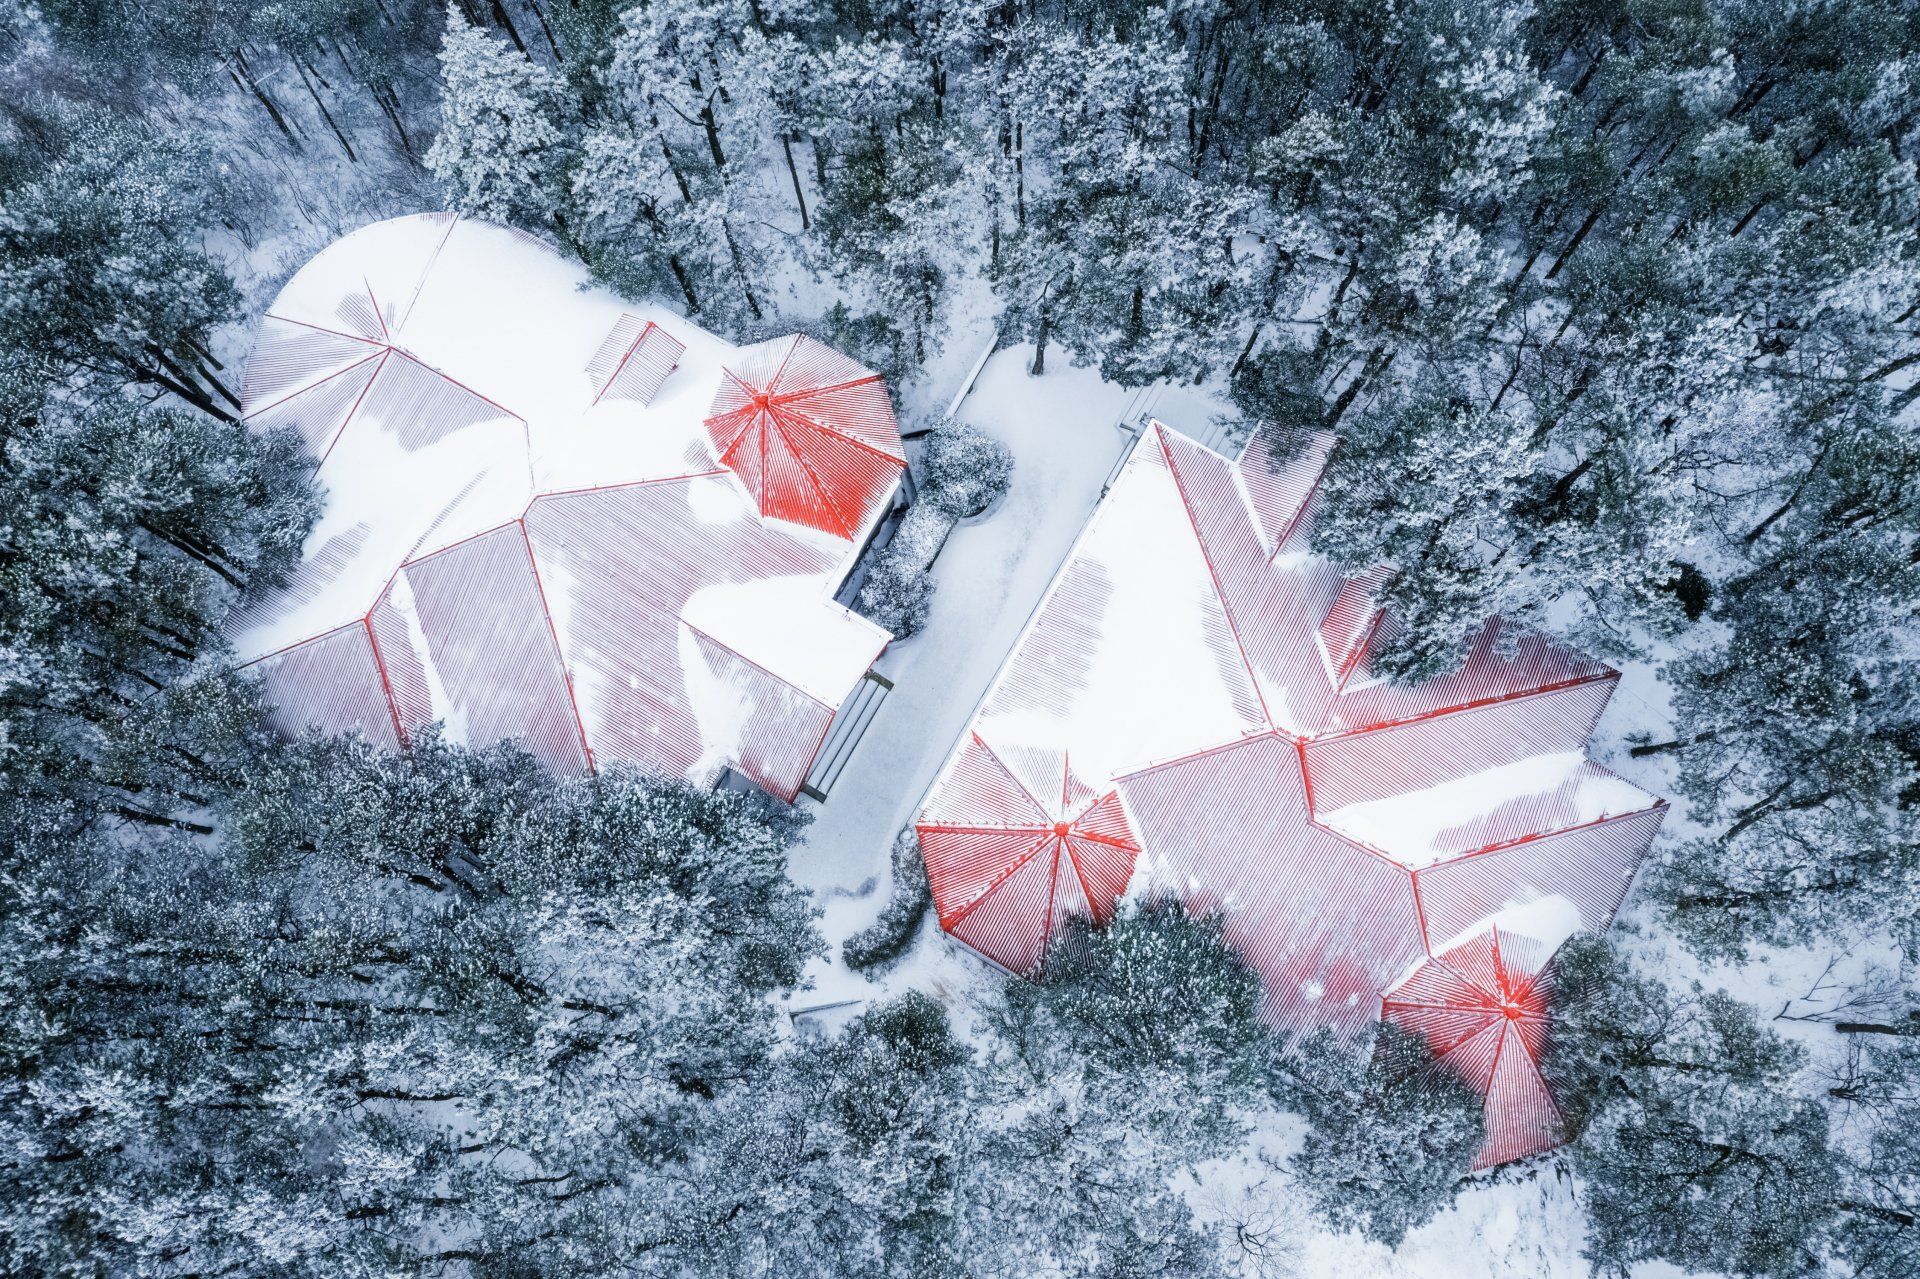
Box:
[1271,1023,1482,1247]
[0,107,244,418]
[426,5,569,228]
[1545,935,1845,1279]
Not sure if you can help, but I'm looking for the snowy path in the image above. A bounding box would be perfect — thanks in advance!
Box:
[784,345,1230,1010]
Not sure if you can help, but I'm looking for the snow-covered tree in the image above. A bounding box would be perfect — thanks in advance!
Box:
[0,107,242,418]
[1271,1024,1481,1247]
[426,5,568,227]
[1545,935,1844,1279]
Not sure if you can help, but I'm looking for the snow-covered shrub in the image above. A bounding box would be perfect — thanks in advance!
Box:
[919,418,1014,518]
[855,504,952,637]
[843,827,932,974]
[855,546,935,637]
[888,501,955,565]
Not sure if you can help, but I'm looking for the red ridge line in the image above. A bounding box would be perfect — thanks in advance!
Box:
[1311,670,1619,742]
[361,613,409,749]
[318,348,392,464]
[1039,832,1064,971]
[770,372,883,403]
[1066,827,1141,853]
[592,319,654,406]
[768,386,905,463]
[366,280,389,340]
[1267,459,1327,562]
[390,348,525,424]
[917,820,1140,852]
[1414,801,1670,869]
[531,468,728,504]
[243,349,385,420]
[1410,866,1434,955]
[1383,997,1542,1019]
[1115,727,1283,784]
[387,516,523,572]
[969,731,1054,826]
[1335,604,1388,692]
[680,620,833,712]
[518,518,596,774]
[397,212,459,332]
[1063,839,1103,929]
[1155,427,1275,728]
[261,312,385,347]
[236,617,367,667]
[765,404,856,538]
[919,822,1064,835]
[941,829,1057,929]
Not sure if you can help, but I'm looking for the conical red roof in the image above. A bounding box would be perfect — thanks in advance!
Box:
[916,734,1140,974]
[1382,926,1565,1169]
[704,334,905,539]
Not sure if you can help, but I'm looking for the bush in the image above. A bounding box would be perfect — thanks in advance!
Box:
[919,418,1014,518]
[843,828,934,974]
[855,544,936,636]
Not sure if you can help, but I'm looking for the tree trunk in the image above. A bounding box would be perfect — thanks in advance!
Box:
[1015,121,1026,227]
[293,54,357,162]
[526,0,562,61]
[669,255,699,314]
[135,356,236,423]
[701,99,727,170]
[230,53,301,150]
[488,0,528,56]
[781,132,809,229]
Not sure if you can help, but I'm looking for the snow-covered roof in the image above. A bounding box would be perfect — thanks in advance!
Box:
[917,422,1666,1162]
[230,213,900,800]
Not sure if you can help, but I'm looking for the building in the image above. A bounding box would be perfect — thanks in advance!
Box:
[229,213,903,801]
[915,422,1666,1166]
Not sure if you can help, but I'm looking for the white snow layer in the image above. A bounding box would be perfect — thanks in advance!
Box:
[230,213,886,738]
[1321,750,1657,869]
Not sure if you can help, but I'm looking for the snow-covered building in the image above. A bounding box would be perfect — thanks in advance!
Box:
[915,422,1666,1167]
[230,213,903,801]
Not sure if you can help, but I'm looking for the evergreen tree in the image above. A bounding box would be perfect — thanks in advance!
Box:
[427,5,569,228]
[974,902,1270,1276]
[1545,935,1845,1278]
[1271,1024,1482,1247]
[0,107,244,418]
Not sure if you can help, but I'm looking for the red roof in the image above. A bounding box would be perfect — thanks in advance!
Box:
[917,735,1140,974]
[705,334,906,539]
[1383,926,1566,1169]
[916,423,1665,1165]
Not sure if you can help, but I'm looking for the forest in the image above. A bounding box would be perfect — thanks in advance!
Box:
[0,0,1916,1275]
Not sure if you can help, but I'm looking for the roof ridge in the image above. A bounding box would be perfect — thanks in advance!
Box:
[1153,425,1275,729]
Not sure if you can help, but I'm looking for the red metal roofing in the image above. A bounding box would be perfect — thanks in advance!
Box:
[233,216,894,803]
[917,422,1665,1165]
[705,334,906,539]
[919,734,1140,974]
[1383,927,1566,1169]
